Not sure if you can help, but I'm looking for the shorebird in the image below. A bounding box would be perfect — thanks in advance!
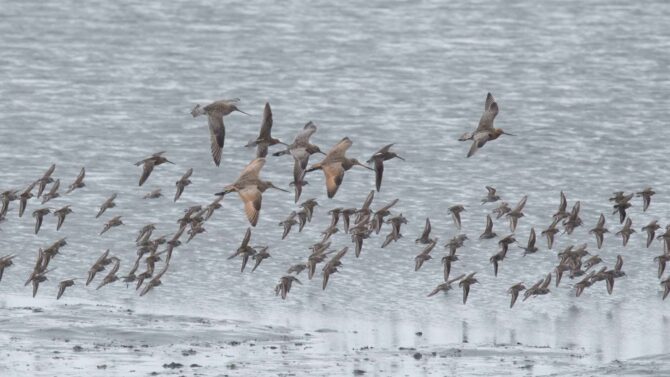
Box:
[459,272,478,304]
[351,225,372,257]
[441,254,459,282]
[251,246,271,272]
[574,271,596,297]
[275,275,301,300]
[139,263,170,297]
[279,211,298,240]
[299,198,319,222]
[553,191,569,221]
[66,167,86,194]
[386,213,407,237]
[56,279,76,300]
[498,234,517,255]
[0,255,16,282]
[459,93,513,157]
[96,257,121,290]
[86,249,113,286]
[36,164,56,198]
[96,193,117,218]
[227,228,256,272]
[654,254,670,279]
[174,168,193,202]
[273,122,324,202]
[636,187,655,212]
[604,255,626,295]
[642,220,661,248]
[366,143,405,192]
[143,188,162,199]
[18,181,37,217]
[41,179,60,204]
[481,186,501,204]
[53,205,73,231]
[611,192,633,224]
[583,255,603,271]
[506,195,527,232]
[381,229,402,248]
[136,151,174,186]
[615,217,635,246]
[541,219,560,249]
[508,282,526,308]
[245,102,286,158]
[341,208,357,233]
[445,234,469,256]
[661,277,670,300]
[492,202,511,219]
[202,196,223,221]
[479,214,497,239]
[296,210,308,232]
[427,274,465,297]
[0,190,18,217]
[305,137,373,198]
[32,208,51,234]
[191,98,249,166]
[322,247,348,290]
[415,239,437,271]
[519,228,538,256]
[287,263,307,276]
[100,215,124,235]
[523,273,551,301]
[562,201,582,235]
[449,205,465,230]
[490,249,507,277]
[589,214,609,249]
[215,158,288,226]
[416,218,433,244]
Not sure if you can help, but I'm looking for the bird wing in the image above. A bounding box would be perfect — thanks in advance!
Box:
[374,158,384,192]
[420,218,431,240]
[238,186,262,227]
[467,132,490,157]
[485,214,493,233]
[181,168,193,180]
[323,162,345,199]
[208,113,225,167]
[323,137,353,163]
[528,228,536,248]
[475,93,498,133]
[237,158,266,183]
[293,121,318,145]
[139,160,156,186]
[597,213,605,228]
[540,273,552,289]
[615,255,623,271]
[258,102,273,140]
[513,196,528,213]
[361,190,375,211]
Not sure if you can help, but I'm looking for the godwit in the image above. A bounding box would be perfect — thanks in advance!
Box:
[215,158,287,226]
[459,93,514,158]
[191,98,249,166]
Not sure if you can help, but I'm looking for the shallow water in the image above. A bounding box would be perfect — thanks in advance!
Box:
[1,0,670,375]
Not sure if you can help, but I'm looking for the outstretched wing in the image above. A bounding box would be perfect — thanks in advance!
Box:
[208,114,225,167]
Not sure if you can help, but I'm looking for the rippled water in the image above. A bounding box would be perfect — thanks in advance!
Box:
[1,0,670,375]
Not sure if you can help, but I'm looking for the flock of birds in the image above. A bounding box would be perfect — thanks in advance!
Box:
[1,93,669,308]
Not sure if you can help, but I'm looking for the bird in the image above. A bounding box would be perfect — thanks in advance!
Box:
[227,228,256,272]
[660,277,670,300]
[251,246,271,272]
[305,137,374,198]
[366,143,405,192]
[574,272,596,297]
[508,282,526,308]
[415,239,438,271]
[654,254,670,279]
[490,249,507,277]
[615,217,635,246]
[57,279,76,300]
[245,102,286,158]
[322,247,348,290]
[32,208,51,234]
[96,193,117,218]
[273,122,325,203]
[275,275,301,300]
[86,249,112,286]
[427,274,465,297]
[0,255,16,282]
[492,202,511,219]
[36,164,56,198]
[523,273,551,301]
[506,195,527,232]
[100,215,124,235]
[279,212,298,240]
[551,191,569,221]
[459,93,514,157]
[53,205,73,231]
[139,263,170,297]
[448,205,465,230]
[215,158,288,226]
[481,186,501,204]
[18,181,37,217]
[299,198,319,223]
[96,257,121,290]
[583,255,603,271]
[519,228,538,256]
[562,201,583,235]
[459,272,478,304]
[416,218,433,244]
[589,214,609,249]
[441,254,459,282]
[479,214,497,239]
[66,167,86,194]
[636,187,655,212]
[191,98,249,166]
[341,208,357,233]
[135,151,174,186]
[0,190,18,217]
[143,188,163,199]
[541,218,560,249]
[174,168,193,202]
[611,192,633,224]
[642,220,661,248]
[604,255,626,295]
[40,179,60,204]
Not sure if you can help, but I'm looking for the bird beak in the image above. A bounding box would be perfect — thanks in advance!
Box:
[502,131,515,136]
[356,162,374,171]
[235,108,250,116]
[275,186,290,193]
[166,160,175,164]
